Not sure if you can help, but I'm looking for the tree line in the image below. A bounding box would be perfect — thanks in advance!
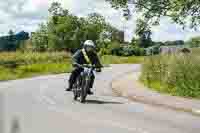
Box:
[30,2,124,53]
[0,1,199,56]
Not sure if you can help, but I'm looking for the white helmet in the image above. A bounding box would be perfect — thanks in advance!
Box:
[84,40,95,48]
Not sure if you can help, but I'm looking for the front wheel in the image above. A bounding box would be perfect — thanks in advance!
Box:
[73,91,78,100]
[80,86,87,103]
[73,85,78,100]
[73,77,81,101]
[80,80,89,103]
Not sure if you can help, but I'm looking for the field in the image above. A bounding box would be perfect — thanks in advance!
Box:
[0,52,72,81]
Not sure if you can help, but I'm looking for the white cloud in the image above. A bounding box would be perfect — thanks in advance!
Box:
[0,0,48,36]
[151,17,200,42]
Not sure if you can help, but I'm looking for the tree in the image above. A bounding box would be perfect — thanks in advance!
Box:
[87,13,106,26]
[8,30,14,38]
[31,23,48,51]
[48,7,86,52]
[48,2,69,24]
[106,0,200,29]
[187,36,200,48]
[32,2,128,53]
[173,40,184,46]
[86,13,107,42]
[6,30,16,51]
[130,37,137,46]
[164,40,185,46]
[135,19,153,48]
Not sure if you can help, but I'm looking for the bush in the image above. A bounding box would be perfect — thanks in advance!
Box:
[145,45,160,55]
[111,47,123,56]
[122,46,135,56]
[109,46,145,56]
[141,54,200,98]
[133,47,145,56]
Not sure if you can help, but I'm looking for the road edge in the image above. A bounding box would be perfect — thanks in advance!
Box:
[111,71,200,117]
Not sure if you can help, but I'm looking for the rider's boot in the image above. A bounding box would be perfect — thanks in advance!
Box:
[87,88,94,95]
[66,87,72,91]
[65,83,73,91]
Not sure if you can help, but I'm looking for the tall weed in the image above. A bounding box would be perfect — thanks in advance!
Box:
[141,53,200,98]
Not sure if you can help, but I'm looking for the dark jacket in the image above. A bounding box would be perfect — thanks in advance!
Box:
[72,49,102,68]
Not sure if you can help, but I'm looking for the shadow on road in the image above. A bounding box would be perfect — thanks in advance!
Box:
[10,116,20,133]
[85,99,123,105]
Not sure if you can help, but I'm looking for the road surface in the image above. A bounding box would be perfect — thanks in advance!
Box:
[0,64,199,133]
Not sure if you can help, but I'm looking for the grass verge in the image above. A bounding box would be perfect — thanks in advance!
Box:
[101,55,144,64]
[0,52,144,81]
[0,63,72,81]
[141,53,200,99]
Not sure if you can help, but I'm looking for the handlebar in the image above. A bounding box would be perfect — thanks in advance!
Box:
[73,62,102,68]
[73,63,103,73]
[73,63,95,68]
[81,64,96,68]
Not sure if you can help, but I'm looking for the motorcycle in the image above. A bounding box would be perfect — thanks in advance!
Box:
[72,64,97,103]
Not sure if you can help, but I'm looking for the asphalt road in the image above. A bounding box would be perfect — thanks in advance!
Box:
[0,64,199,133]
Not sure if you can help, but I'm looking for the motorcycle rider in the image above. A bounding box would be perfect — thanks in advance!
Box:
[66,40,102,95]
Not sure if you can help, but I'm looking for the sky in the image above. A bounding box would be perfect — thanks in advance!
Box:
[0,0,200,42]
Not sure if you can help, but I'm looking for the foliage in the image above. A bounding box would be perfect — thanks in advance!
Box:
[0,52,72,81]
[0,63,72,81]
[106,0,200,29]
[141,53,200,98]
[145,45,161,55]
[0,51,144,81]
[164,40,185,46]
[135,19,153,48]
[186,36,200,48]
[99,40,146,56]
[28,2,124,53]
[31,24,48,51]
[0,51,71,68]
[101,55,144,64]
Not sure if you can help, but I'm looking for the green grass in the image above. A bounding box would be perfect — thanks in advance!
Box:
[141,53,200,99]
[141,79,171,94]
[0,51,71,66]
[0,51,72,81]
[191,48,200,56]
[0,63,73,81]
[101,55,144,64]
[0,52,144,81]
